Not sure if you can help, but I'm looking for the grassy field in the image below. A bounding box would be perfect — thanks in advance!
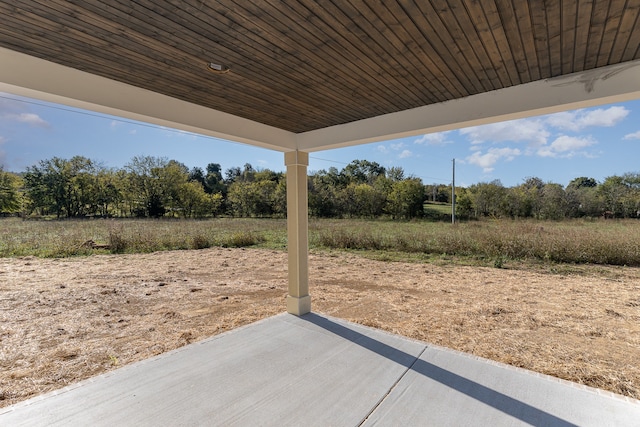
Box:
[1,217,640,267]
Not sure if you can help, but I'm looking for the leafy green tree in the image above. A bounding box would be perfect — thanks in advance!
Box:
[386,178,425,219]
[386,166,405,182]
[23,156,98,217]
[188,167,206,187]
[0,168,22,214]
[598,175,628,218]
[468,180,506,218]
[565,177,600,218]
[454,187,473,219]
[205,163,225,194]
[177,180,209,218]
[227,169,281,217]
[308,170,339,217]
[341,160,386,185]
[540,183,567,220]
[124,156,168,217]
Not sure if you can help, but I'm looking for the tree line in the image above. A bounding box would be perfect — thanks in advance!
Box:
[1,155,639,220]
[0,156,424,219]
[455,175,640,220]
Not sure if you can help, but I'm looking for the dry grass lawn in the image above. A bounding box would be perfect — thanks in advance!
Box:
[1,247,639,407]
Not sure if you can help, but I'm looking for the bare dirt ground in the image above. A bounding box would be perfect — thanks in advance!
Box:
[1,247,640,407]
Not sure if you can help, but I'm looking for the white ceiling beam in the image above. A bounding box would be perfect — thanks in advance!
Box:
[0,47,296,152]
[296,59,640,152]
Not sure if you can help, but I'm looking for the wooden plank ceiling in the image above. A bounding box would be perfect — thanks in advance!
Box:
[0,1,639,134]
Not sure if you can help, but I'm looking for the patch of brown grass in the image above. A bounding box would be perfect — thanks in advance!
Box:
[1,248,639,408]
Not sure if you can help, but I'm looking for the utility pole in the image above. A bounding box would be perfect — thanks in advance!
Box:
[451,158,456,224]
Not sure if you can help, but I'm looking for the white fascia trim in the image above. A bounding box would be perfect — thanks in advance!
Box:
[296,59,640,152]
[0,47,296,152]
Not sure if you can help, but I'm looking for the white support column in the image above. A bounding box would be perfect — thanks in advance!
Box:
[285,151,311,315]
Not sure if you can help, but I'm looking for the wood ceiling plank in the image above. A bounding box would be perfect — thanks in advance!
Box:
[545,0,562,76]
[621,5,640,61]
[596,0,628,67]
[236,1,410,111]
[561,0,578,75]
[511,1,541,81]
[0,15,306,133]
[167,0,398,119]
[529,0,552,78]
[298,0,438,105]
[243,0,421,111]
[451,0,504,89]
[376,2,466,101]
[608,2,640,63]
[493,0,531,83]
[584,1,609,69]
[432,0,497,91]
[351,0,457,102]
[463,0,516,87]
[100,0,358,128]
[406,0,485,95]
[573,0,594,71]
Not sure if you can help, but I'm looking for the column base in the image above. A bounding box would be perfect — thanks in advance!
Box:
[286,295,311,316]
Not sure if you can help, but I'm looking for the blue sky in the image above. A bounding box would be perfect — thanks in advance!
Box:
[1,91,639,187]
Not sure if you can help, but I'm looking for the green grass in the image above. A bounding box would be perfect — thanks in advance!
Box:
[2,217,640,267]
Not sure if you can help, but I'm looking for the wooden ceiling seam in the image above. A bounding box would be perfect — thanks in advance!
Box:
[573,0,593,72]
[406,0,486,95]
[609,2,640,64]
[560,0,578,75]
[602,0,638,65]
[441,0,502,91]
[498,0,533,82]
[456,0,502,90]
[306,0,446,105]
[243,0,419,113]
[351,1,451,103]
[464,0,516,88]
[486,0,523,85]
[602,0,630,67]
[380,0,471,100]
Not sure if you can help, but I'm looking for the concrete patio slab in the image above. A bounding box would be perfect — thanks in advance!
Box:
[1,313,639,426]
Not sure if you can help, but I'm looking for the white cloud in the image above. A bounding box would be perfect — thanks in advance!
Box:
[414,131,453,145]
[5,112,50,128]
[466,147,521,173]
[623,130,640,140]
[459,118,549,147]
[546,106,629,132]
[537,135,596,158]
[1,96,50,128]
[377,142,413,159]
